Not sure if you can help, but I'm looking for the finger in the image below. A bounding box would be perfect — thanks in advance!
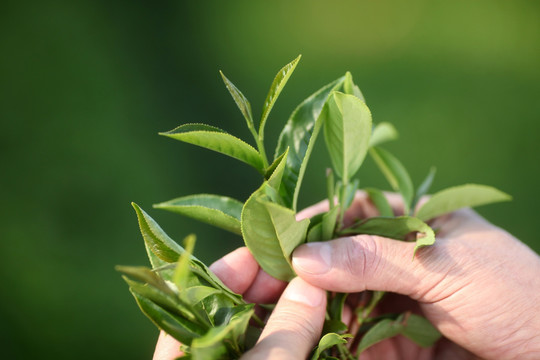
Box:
[242,277,327,360]
[243,268,287,304]
[292,235,444,299]
[209,247,259,294]
[153,331,183,360]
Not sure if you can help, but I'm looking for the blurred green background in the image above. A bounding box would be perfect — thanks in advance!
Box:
[1,0,539,358]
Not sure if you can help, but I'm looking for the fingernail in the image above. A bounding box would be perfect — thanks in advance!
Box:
[282,278,324,307]
[292,242,332,275]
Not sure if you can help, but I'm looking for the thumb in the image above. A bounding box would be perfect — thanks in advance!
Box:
[242,277,326,360]
[292,235,438,298]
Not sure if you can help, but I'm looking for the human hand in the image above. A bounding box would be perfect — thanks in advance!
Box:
[292,192,540,359]
[153,247,327,360]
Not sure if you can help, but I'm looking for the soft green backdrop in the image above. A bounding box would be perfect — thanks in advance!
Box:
[1,1,539,358]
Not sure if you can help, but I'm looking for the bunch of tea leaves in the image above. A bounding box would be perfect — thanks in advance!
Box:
[118,56,510,359]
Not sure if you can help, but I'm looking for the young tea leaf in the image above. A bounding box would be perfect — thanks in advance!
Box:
[160,123,264,174]
[344,71,366,102]
[311,333,350,360]
[322,92,372,184]
[410,167,436,214]
[173,234,197,290]
[274,76,346,209]
[369,122,399,147]
[220,71,254,131]
[259,55,301,139]
[154,194,243,235]
[415,184,512,221]
[132,203,183,263]
[369,147,414,214]
[341,216,435,255]
[131,291,205,345]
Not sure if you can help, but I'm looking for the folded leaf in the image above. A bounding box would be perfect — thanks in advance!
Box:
[154,194,243,234]
[416,184,512,221]
[341,216,435,255]
[323,92,372,184]
[369,147,414,214]
[344,71,366,102]
[369,122,399,147]
[132,203,183,263]
[160,123,264,173]
[259,55,301,139]
[220,71,254,131]
[311,332,350,360]
[274,76,346,209]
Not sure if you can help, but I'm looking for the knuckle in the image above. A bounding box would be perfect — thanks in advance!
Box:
[344,235,383,283]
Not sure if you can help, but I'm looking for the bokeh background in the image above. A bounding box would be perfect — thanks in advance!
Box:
[1,0,539,358]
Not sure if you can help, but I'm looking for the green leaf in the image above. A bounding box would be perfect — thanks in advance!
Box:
[265,148,287,180]
[131,291,204,345]
[341,216,436,255]
[307,222,323,243]
[328,292,348,324]
[241,189,309,281]
[401,314,441,348]
[411,167,437,214]
[365,188,394,217]
[219,71,254,131]
[321,206,340,241]
[311,333,350,360]
[416,184,512,221]
[343,71,365,101]
[117,265,175,296]
[369,122,399,147]
[274,76,346,209]
[369,147,414,214]
[173,235,196,290]
[132,203,183,263]
[358,315,405,353]
[264,201,310,263]
[323,92,372,184]
[154,194,243,235]
[259,55,301,138]
[160,123,264,173]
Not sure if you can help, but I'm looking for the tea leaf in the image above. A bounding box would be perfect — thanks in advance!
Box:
[132,203,183,263]
[323,92,372,184]
[341,216,435,255]
[264,201,310,264]
[411,167,436,214]
[365,188,394,217]
[242,191,308,281]
[274,76,346,209]
[369,122,399,147]
[173,235,196,290]
[219,71,254,131]
[307,222,323,243]
[131,291,204,345]
[154,194,243,235]
[322,206,340,241]
[416,184,512,221]
[117,265,174,296]
[259,55,301,139]
[344,71,365,102]
[160,123,264,173]
[369,147,413,214]
[311,333,350,360]
[182,286,221,307]
[401,314,441,348]
[358,315,404,353]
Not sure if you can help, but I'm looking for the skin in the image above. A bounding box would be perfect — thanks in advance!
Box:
[154,193,540,359]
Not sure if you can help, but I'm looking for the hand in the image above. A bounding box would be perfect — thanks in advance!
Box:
[292,192,540,359]
[153,247,327,360]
